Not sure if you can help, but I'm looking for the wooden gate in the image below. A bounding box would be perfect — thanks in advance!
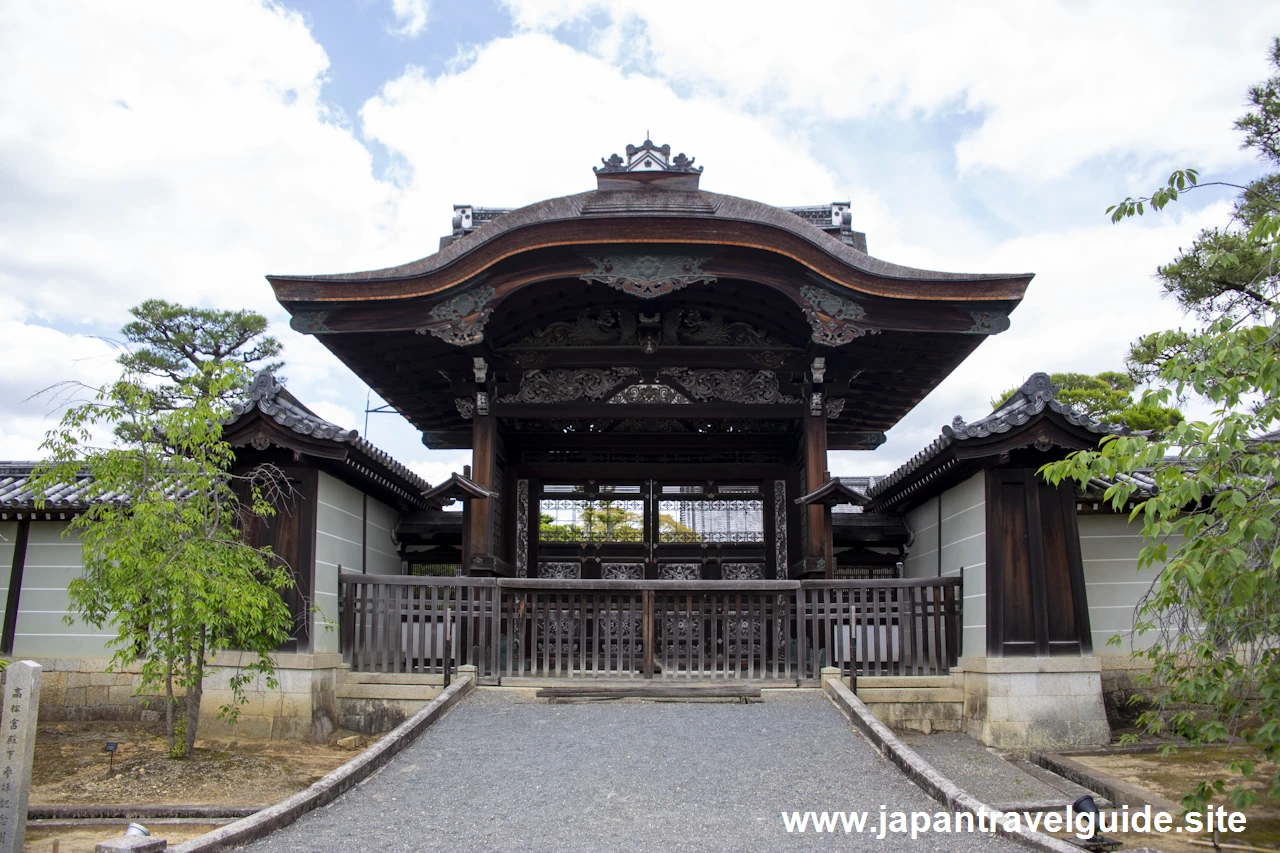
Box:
[339,574,961,681]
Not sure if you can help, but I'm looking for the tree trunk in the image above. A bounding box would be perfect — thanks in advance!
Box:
[165,626,176,755]
[177,641,193,758]
[184,625,206,758]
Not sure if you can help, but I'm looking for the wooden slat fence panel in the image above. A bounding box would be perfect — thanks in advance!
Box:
[338,575,960,681]
[339,574,498,676]
[796,578,962,679]
[496,580,797,681]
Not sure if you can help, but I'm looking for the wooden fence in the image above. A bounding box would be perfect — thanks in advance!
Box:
[497,580,796,680]
[796,578,961,678]
[338,573,960,681]
[340,574,499,675]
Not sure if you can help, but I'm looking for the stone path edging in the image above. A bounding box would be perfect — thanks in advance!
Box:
[1031,751,1182,813]
[824,679,1081,853]
[30,806,259,820]
[166,676,475,853]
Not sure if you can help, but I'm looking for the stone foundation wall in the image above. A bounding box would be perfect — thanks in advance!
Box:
[1098,654,1156,728]
[851,673,964,734]
[335,671,442,735]
[27,658,161,723]
[958,655,1111,748]
[196,652,343,742]
[23,652,345,743]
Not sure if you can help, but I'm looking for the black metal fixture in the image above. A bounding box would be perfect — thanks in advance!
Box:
[1070,796,1120,852]
[104,740,118,773]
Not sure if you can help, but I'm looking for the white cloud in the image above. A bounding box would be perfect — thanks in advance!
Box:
[388,0,429,38]
[407,451,472,486]
[359,32,851,237]
[0,321,121,459]
[0,1,403,326]
[831,200,1231,477]
[0,0,412,459]
[0,2,1264,495]
[356,32,942,282]
[501,0,1280,181]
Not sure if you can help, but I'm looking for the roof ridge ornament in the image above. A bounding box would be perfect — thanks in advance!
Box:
[938,371,1128,442]
[594,139,703,191]
[865,371,1132,509]
[594,138,703,175]
[231,369,358,442]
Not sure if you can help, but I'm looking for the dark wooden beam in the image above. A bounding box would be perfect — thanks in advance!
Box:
[467,413,497,575]
[493,346,809,370]
[2,519,31,656]
[801,400,832,579]
[493,403,803,419]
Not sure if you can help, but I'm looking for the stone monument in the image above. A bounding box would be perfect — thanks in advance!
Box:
[0,661,39,853]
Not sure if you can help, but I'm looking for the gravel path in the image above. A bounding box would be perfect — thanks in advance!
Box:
[897,731,1100,807]
[240,689,1026,852]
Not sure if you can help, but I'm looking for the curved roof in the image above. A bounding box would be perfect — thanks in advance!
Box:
[268,187,1033,308]
[228,371,432,498]
[274,189,1027,287]
[864,372,1131,511]
[1,373,432,516]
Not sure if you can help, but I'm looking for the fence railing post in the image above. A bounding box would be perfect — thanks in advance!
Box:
[642,587,654,679]
[443,608,453,687]
[341,580,355,661]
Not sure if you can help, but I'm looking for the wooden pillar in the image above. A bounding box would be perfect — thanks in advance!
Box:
[799,397,831,578]
[1,519,30,656]
[467,408,497,575]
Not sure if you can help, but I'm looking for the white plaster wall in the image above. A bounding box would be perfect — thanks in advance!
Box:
[902,473,986,659]
[1078,513,1172,653]
[364,497,401,575]
[315,473,360,654]
[314,473,403,654]
[902,497,939,580]
[0,521,14,606]
[9,521,117,658]
[940,473,986,658]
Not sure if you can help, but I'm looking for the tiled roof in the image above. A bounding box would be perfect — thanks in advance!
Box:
[229,371,431,496]
[0,463,94,514]
[2,372,431,514]
[1080,470,1158,500]
[837,475,884,495]
[866,372,1130,503]
[272,188,1029,286]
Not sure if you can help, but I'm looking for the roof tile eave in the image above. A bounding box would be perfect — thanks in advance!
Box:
[866,372,1131,507]
[266,188,1034,292]
[226,371,431,499]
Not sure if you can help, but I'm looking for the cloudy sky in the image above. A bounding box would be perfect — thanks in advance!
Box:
[2,1,1277,485]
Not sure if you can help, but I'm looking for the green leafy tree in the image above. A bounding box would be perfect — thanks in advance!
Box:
[579,502,643,542]
[1043,40,1280,812]
[992,370,1183,434]
[31,306,295,759]
[538,505,701,543]
[118,300,283,408]
[657,513,701,542]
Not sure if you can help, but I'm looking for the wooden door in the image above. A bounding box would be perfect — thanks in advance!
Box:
[985,468,1091,657]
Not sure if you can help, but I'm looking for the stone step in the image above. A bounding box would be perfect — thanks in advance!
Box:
[336,683,441,701]
[537,682,762,701]
[857,687,964,704]
[339,670,445,686]
[857,675,956,689]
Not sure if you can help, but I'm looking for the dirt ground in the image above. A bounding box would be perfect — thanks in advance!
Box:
[25,822,220,853]
[21,719,375,853]
[1071,746,1280,853]
[30,720,373,807]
